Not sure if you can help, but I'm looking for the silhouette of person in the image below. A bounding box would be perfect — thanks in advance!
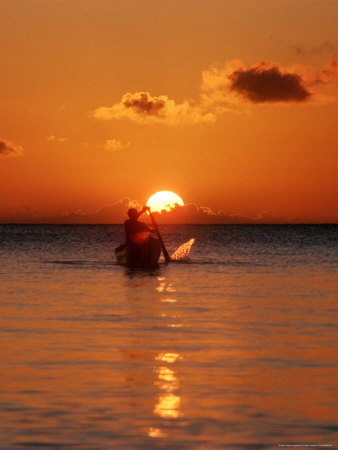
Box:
[124,206,153,245]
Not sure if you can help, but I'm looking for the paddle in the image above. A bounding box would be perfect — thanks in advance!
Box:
[148,209,171,263]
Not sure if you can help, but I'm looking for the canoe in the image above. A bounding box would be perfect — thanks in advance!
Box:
[114,236,161,267]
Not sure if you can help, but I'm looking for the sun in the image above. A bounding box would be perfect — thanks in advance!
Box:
[146,191,184,213]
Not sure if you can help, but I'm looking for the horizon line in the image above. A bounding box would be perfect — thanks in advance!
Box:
[1,222,337,226]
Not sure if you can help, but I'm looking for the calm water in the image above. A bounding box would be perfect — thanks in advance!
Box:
[0,224,337,449]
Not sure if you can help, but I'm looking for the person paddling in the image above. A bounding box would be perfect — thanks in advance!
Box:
[114,205,170,266]
[124,206,153,245]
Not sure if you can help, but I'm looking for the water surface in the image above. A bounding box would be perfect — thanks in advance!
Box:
[0,225,337,449]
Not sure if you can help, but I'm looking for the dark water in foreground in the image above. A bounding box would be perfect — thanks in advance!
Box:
[0,224,337,449]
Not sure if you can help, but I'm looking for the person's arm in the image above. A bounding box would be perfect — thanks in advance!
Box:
[138,207,155,232]
[143,206,156,232]
[136,206,149,219]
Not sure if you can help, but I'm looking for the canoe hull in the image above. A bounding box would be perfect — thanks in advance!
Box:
[114,236,161,267]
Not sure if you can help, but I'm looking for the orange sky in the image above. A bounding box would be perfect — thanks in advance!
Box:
[0,0,337,223]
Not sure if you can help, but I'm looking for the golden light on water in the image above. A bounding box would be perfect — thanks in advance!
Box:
[152,279,182,420]
[155,366,179,392]
[146,191,184,213]
[156,282,176,293]
[157,367,177,383]
[154,393,181,418]
[153,354,182,418]
[148,427,166,438]
[156,353,182,363]
[161,298,177,303]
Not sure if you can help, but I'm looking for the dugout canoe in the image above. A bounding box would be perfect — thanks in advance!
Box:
[114,236,161,267]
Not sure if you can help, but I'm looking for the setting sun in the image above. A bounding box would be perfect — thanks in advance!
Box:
[147,191,184,213]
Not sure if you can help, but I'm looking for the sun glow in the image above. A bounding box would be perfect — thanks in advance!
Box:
[146,191,184,213]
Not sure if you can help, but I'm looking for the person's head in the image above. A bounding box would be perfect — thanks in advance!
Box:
[127,208,138,220]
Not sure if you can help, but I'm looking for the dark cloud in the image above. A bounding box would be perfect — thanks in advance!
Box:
[316,55,338,84]
[0,199,135,224]
[229,63,311,103]
[152,203,252,224]
[150,204,287,224]
[0,139,23,157]
[58,199,138,224]
[292,41,338,56]
[122,92,166,116]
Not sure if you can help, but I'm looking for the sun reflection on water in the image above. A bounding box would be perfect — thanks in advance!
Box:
[154,393,181,419]
[151,277,182,426]
[156,353,182,363]
[156,282,176,293]
[161,297,177,303]
[157,366,176,382]
[155,366,179,392]
[148,427,167,438]
[153,353,182,419]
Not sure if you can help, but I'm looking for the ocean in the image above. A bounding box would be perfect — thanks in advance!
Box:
[0,224,337,449]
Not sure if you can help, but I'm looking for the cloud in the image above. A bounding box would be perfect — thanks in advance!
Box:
[315,55,338,84]
[202,57,338,109]
[201,59,244,110]
[93,91,215,125]
[93,58,338,126]
[202,60,312,106]
[229,63,311,103]
[292,41,338,56]
[46,135,67,143]
[0,139,23,157]
[149,203,288,224]
[126,199,143,210]
[0,199,322,224]
[59,198,144,224]
[151,203,252,224]
[104,139,130,152]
